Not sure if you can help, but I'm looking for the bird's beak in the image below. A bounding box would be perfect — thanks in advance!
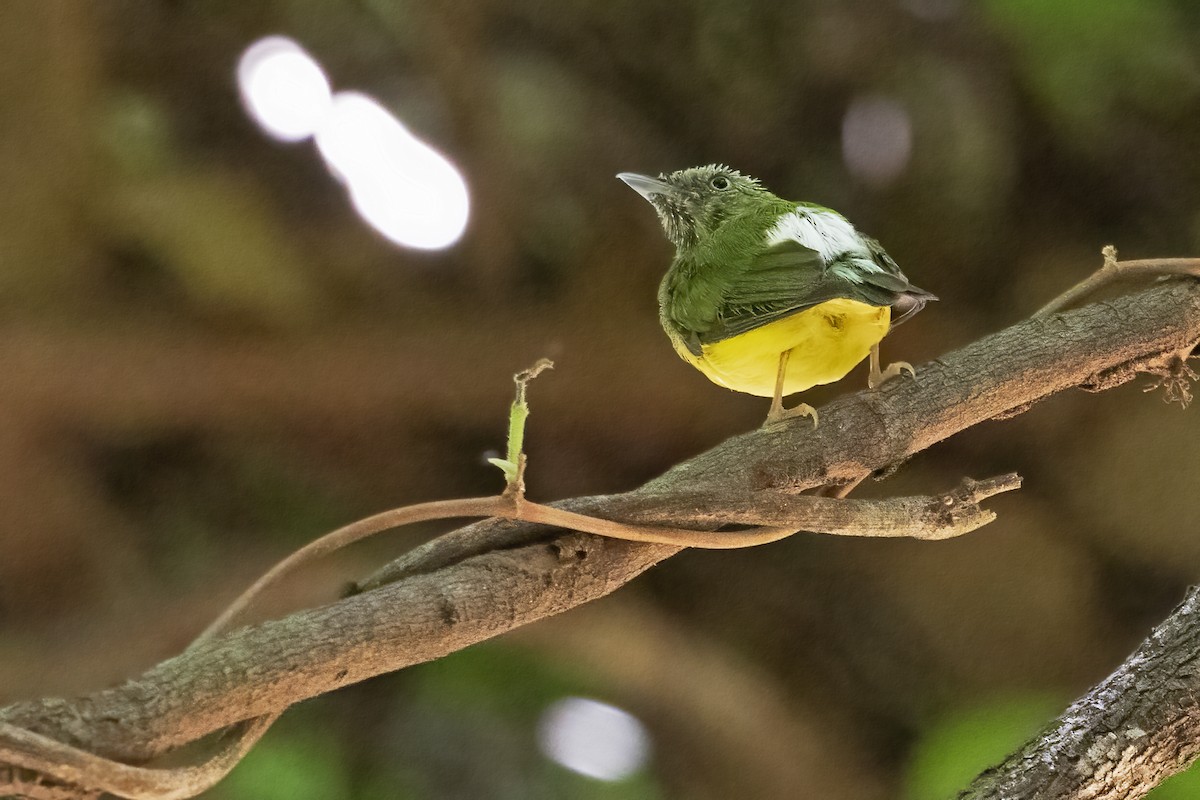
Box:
[617,172,671,203]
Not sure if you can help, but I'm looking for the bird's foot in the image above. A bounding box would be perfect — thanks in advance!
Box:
[764,401,819,429]
[868,360,914,390]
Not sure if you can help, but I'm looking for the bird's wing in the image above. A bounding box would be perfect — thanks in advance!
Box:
[700,238,936,344]
[699,239,897,344]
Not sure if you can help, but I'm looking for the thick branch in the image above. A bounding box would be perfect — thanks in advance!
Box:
[2,279,1199,773]
[960,585,1200,799]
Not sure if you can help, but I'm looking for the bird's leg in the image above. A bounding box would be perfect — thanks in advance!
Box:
[766,349,790,422]
[868,343,915,389]
[764,349,818,428]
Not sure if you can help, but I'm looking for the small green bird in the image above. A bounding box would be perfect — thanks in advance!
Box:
[618,164,935,426]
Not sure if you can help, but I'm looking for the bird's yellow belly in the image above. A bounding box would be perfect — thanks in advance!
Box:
[676,298,891,397]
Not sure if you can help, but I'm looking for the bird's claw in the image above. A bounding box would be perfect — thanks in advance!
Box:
[764,402,819,429]
[869,360,915,390]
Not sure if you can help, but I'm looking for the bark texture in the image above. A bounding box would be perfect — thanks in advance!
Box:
[961,587,1200,799]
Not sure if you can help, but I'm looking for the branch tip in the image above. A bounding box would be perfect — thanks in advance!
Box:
[491,357,555,494]
[961,472,1023,501]
[515,357,554,390]
[926,474,1022,535]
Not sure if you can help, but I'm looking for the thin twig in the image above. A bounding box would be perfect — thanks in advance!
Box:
[1035,246,1200,317]
[192,496,506,646]
[198,475,1021,645]
[192,494,794,648]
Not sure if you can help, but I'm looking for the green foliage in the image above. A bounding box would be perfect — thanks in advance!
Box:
[981,0,1200,141]
[212,654,656,800]
[218,723,352,800]
[382,644,663,800]
[103,172,323,324]
[1148,761,1200,799]
[541,767,662,800]
[409,641,585,720]
[904,693,1065,799]
[907,694,1200,798]
[99,91,177,175]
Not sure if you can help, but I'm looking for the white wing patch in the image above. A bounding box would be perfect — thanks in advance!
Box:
[765,208,879,273]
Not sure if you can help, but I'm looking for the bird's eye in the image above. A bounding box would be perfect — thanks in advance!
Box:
[710,176,730,190]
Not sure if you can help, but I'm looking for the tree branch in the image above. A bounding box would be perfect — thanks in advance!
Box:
[2,276,1199,797]
[960,585,1200,799]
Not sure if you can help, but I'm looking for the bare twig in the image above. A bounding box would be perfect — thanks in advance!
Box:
[197,476,1020,647]
[191,496,506,647]
[1036,245,1200,317]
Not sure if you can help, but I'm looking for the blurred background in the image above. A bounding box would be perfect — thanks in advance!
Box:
[2,1,1200,798]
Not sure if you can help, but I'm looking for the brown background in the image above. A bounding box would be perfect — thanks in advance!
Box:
[2,2,1200,798]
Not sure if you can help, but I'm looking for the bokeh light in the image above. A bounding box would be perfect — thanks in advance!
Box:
[236,37,469,250]
[841,95,913,187]
[315,93,470,250]
[237,37,332,143]
[537,697,651,781]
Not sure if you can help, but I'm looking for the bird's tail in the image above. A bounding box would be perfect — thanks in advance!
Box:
[890,286,937,327]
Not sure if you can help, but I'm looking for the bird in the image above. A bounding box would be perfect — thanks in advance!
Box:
[618,164,935,427]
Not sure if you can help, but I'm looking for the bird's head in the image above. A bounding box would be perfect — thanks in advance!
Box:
[618,165,768,251]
